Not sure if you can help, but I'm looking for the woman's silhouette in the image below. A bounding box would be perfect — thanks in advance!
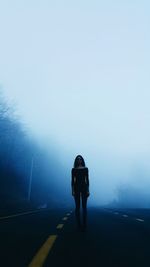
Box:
[71,155,90,230]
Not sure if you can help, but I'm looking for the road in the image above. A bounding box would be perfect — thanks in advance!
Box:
[1,207,150,267]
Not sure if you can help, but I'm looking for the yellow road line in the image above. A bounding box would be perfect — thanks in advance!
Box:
[62,217,68,221]
[56,224,64,229]
[28,235,57,267]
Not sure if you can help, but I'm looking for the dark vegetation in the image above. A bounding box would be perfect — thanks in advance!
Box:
[110,185,150,208]
[0,91,69,215]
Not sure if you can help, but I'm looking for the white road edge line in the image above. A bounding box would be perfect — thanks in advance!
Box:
[0,209,46,221]
[136,218,144,222]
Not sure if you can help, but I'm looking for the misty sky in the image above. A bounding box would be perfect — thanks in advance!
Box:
[0,0,150,204]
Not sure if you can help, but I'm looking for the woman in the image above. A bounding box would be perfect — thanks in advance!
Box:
[71,155,90,230]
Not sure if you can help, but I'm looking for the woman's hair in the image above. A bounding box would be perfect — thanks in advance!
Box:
[74,155,86,168]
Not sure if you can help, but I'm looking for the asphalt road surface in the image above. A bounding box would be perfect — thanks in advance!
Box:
[1,207,150,267]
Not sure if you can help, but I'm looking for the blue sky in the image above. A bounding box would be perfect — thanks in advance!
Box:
[0,0,150,204]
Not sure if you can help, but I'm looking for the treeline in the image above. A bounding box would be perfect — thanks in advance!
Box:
[0,92,69,212]
[111,185,150,208]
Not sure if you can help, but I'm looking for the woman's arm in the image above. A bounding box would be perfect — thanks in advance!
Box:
[86,168,90,196]
[71,168,75,196]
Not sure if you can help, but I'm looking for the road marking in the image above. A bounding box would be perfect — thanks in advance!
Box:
[28,235,57,267]
[63,217,68,221]
[136,218,144,222]
[123,215,128,218]
[0,210,45,221]
[56,224,64,229]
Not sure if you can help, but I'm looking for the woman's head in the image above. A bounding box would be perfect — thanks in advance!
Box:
[74,155,85,168]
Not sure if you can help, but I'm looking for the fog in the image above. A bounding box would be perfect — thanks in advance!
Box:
[0,0,150,208]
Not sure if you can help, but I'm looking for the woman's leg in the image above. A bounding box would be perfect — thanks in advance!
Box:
[82,194,87,228]
[74,193,81,228]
